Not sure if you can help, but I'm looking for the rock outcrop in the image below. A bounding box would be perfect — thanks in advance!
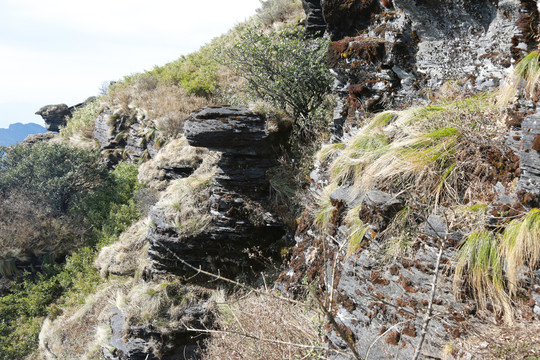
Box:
[302,0,326,36]
[146,106,288,280]
[94,110,158,164]
[35,97,95,132]
[324,0,524,135]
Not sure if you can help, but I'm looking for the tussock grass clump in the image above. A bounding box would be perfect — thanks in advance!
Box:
[95,219,151,278]
[152,152,219,237]
[138,136,208,190]
[318,93,502,206]
[202,291,324,360]
[500,208,540,296]
[454,209,540,322]
[499,50,540,104]
[39,280,127,360]
[453,229,511,321]
[61,100,100,149]
[313,184,338,235]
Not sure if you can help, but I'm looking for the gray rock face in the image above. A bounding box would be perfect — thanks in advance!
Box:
[184,106,279,156]
[517,111,540,194]
[302,0,326,37]
[147,106,288,280]
[35,104,70,132]
[323,0,524,135]
[93,110,157,165]
[103,292,214,360]
[36,97,96,132]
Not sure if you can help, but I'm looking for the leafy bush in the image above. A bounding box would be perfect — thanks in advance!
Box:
[148,50,219,97]
[0,143,108,214]
[226,25,332,142]
[0,156,142,359]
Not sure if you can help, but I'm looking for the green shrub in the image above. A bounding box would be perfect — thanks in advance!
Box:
[148,50,219,97]
[0,143,108,214]
[225,25,332,142]
[0,158,142,359]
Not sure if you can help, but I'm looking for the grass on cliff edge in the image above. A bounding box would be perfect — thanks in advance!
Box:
[313,91,513,298]
[454,208,540,323]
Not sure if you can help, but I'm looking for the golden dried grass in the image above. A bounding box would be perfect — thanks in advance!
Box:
[202,291,324,360]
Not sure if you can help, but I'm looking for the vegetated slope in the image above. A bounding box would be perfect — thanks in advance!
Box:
[0,122,47,146]
[3,0,540,359]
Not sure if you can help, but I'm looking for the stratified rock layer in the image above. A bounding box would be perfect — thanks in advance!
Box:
[146,107,287,279]
[323,0,524,135]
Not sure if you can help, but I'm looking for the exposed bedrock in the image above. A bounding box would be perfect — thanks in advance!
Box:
[35,97,96,132]
[94,110,158,165]
[302,0,326,36]
[517,110,540,197]
[146,106,288,279]
[320,0,527,137]
[103,292,214,360]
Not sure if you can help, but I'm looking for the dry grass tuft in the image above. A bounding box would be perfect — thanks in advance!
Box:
[39,280,127,360]
[95,219,151,278]
[453,209,540,323]
[319,93,504,207]
[499,50,540,105]
[138,136,208,190]
[202,291,324,360]
[102,78,212,140]
[500,208,540,296]
[151,151,219,237]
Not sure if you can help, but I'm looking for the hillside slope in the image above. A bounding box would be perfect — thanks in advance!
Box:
[2,0,540,359]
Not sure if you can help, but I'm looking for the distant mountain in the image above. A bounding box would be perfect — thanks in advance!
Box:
[0,123,48,146]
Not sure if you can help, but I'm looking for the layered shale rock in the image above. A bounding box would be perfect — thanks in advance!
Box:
[94,110,158,164]
[146,106,288,280]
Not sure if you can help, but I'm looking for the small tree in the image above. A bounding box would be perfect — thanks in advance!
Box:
[0,143,108,214]
[226,26,332,142]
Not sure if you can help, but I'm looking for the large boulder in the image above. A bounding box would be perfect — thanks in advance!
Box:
[35,104,70,132]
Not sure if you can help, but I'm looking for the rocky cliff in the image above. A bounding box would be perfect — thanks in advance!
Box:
[275,0,540,359]
[30,0,540,359]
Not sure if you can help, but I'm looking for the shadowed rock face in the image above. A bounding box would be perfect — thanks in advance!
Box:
[302,0,326,36]
[35,104,70,132]
[146,106,288,280]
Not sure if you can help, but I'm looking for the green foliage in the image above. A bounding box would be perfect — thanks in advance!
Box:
[226,25,332,141]
[148,50,219,97]
[60,100,99,140]
[0,143,108,214]
[0,159,141,359]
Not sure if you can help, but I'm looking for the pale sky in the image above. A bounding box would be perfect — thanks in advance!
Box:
[0,0,261,128]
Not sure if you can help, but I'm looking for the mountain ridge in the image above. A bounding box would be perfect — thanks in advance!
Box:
[0,122,48,146]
